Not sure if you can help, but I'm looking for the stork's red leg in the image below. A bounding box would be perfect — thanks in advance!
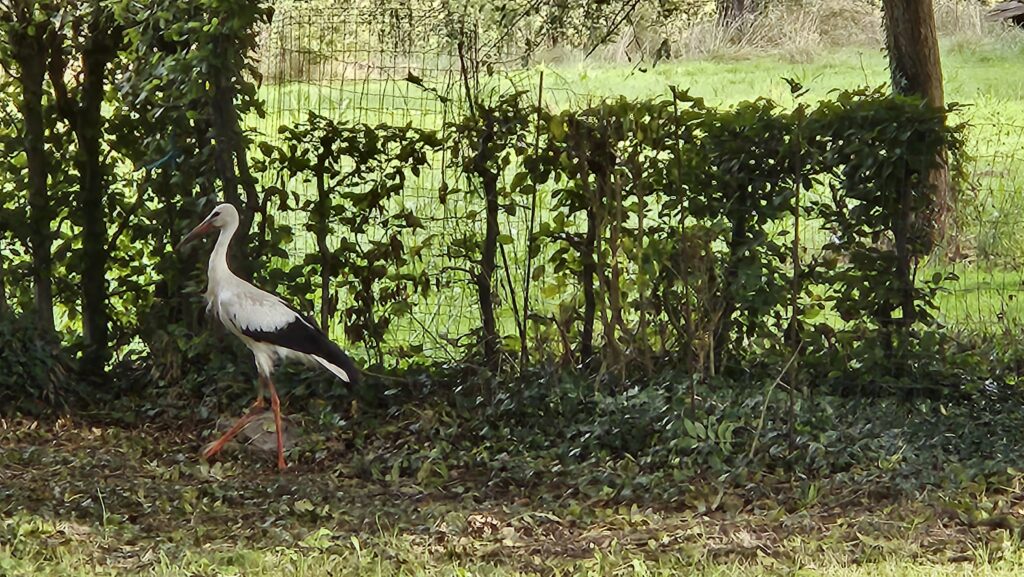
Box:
[266,377,286,471]
[203,377,270,461]
[253,375,267,410]
[202,410,263,461]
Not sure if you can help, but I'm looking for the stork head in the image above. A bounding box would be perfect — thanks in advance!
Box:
[176,203,239,251]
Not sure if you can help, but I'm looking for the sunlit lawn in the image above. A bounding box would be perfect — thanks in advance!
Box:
[8,538,1024,576]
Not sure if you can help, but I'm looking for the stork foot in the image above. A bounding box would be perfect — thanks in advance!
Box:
[267,376,287,473]
[200,441,224,461]
[201,408,264,461]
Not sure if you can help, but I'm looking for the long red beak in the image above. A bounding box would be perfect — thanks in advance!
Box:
[176,220,215,251]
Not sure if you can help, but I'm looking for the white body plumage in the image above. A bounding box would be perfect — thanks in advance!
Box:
[206,276,353,382]
[183,203,359,384]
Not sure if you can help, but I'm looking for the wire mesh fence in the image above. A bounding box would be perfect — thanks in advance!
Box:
[932,122,1024,331]
[250,2,1024,364]
[251,2,588,360]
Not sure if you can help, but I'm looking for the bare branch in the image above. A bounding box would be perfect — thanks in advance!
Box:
[584,0,644,61]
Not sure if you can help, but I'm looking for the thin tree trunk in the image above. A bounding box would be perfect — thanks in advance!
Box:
[13,18,55,334]
[717,0,750,24]
[671,99,697,375]
[573,135,598,368]
[0,248,7,315]
[520,72,545,367]
[209,50,257,277]
[882,0,950,244]
[631,156,652,374]
[581,204,598,367]
[477,168,500,371]
[314,151,332,334]
[597,166,623,373]
[76,20,120,380]
[467,112,501,372]
[716,199,749,369]
[894,175,917,328]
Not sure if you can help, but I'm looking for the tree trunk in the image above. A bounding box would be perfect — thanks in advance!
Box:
[717,0,750,25]
[314,151,332,334]
[209,52,257,277]
[209,73,242,220]
[477,168,500,372]
[210,80,240,210]
[0,248,7,315]
[76,20,119,380]
[882,0,943,108]
[882,0,950,244]
[580,204,598,367]
[13,16,55,334]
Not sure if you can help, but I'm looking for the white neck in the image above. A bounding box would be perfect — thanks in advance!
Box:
[208,220,239,288]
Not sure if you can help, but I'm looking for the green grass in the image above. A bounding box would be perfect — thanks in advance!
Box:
[257,38,1024,123]
[9,539,1024,577]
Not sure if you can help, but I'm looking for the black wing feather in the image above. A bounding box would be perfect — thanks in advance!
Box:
[241,308,361,384]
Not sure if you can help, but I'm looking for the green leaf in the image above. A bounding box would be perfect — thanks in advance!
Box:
[511,171,529,191]
[683,419,698,439]
[549,116,566,140]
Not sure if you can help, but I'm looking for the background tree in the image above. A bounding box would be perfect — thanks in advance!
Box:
[0,0,55,336]
[45,0,124,380]
[880,0,951,245]
[717,0,754,24]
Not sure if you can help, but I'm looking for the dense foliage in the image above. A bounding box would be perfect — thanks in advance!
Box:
[0,0,977,418]
[259,87,963,392]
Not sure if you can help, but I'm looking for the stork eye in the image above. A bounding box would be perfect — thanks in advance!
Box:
[211,211,221,218]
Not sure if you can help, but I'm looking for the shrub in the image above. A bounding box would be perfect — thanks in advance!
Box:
[0,311,68,414]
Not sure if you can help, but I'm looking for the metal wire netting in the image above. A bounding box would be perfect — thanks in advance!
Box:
[250,3,1024,362]
[933,123,1024,330]
[249,3,595,360]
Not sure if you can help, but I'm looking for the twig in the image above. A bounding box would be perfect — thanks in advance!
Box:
[107,280,159,299]
[748,344,802,460]
[358,369,408,383]
[406,310,460,363]
[583,0,644,61]
[456,38,475,117]
[106,183,150,254]
[480,0,545,56]
[520,70,544,367]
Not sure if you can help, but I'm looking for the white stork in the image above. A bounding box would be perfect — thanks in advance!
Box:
[177,202,360,471]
